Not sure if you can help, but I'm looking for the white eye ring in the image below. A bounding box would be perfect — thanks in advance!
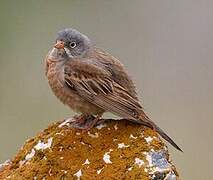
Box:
[69,42,76,48]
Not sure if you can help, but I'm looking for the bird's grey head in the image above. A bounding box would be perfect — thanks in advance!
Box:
[55,28,92,58]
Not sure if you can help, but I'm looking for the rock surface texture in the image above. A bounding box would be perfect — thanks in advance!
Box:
[0,118,179,180]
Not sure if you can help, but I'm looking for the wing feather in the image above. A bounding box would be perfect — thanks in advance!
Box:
[64,59,142,118]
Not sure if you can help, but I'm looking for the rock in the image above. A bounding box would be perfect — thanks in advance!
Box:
[0,118,180,179]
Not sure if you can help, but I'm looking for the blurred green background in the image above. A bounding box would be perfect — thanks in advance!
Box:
[0,0,213,179]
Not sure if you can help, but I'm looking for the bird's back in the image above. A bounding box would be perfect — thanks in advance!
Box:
[89,47,139,101]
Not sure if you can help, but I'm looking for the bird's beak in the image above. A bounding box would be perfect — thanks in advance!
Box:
[54,40,65,49]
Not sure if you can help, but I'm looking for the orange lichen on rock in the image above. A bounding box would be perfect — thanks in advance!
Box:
[0,119,179,179]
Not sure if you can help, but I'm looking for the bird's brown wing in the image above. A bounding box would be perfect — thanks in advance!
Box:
[64,58,183,152]
[64,59,143,119]
[92,47,139,100]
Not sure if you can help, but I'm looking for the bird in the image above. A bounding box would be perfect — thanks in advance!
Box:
[45,28,182,151]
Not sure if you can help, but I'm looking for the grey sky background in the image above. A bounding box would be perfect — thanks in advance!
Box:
[0,1,213,179]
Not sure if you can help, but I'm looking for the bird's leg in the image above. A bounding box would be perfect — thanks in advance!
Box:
[70,114,95,128]
[71,113,103,130]
[73,114,91,124]
[83,113,104,130]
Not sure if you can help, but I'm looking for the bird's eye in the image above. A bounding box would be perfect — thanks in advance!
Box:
[69,42,76,48]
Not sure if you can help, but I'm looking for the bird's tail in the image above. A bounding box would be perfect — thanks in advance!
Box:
[131,114,183,152]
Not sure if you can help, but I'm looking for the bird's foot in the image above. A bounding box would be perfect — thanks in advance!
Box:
[71,114,102,130]
[73,114,92,124]
[95,118,110,125]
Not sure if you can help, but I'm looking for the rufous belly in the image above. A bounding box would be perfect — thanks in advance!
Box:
[47,65,104,115]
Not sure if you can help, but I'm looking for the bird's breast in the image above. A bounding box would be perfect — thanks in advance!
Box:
[47,63,70,105]
[46,62,103,115]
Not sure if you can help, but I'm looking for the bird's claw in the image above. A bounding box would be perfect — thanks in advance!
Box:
[70,115,98,130]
